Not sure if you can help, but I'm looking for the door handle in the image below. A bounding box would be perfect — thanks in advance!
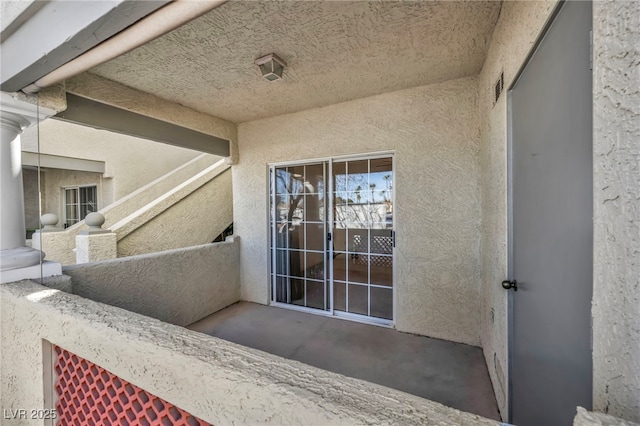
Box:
[502,279,518,291]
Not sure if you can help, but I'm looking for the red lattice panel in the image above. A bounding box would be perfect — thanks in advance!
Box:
[53,345,211,426]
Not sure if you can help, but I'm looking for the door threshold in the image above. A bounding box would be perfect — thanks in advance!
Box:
[270,302,394,328]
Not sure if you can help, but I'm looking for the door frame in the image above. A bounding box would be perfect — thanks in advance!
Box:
[506,0,589,422]
[267,150,396,328]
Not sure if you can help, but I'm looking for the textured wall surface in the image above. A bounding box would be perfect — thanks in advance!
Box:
[574,407,640,426]
[32,230,76,266]
[63,239,240,327]
[22,118,203,213]
[23,161,103,233]
[477,0,557,417]
[75,233,117,264]
[592,1,640,422]
[34,155,226,265]
[39,168,104,226]
[94,154,220,231]
[115,167,232,258]
[89,1,500,123]
[5,85,67,114]
[235,78,482,346]
[0,280,498,425]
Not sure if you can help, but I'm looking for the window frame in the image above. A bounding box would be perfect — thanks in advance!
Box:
[63,184,98,228]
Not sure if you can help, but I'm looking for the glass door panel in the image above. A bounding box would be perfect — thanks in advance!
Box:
[331,157,394,321]
[271,163,328,311]
[271,155,393,323]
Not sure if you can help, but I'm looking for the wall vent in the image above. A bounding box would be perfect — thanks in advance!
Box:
[494,71,504,104]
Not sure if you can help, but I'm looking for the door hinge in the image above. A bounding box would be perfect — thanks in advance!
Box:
[327,232,332,241]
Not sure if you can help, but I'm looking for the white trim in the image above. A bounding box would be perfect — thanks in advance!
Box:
[270,301,393,328]
[62,184,98,227]
[269,150,396,168]
[334,310,393,328]
[22,152,105,173]
[269,166,277,305]
[328,159,335,315]
[391,154,397,325]
[271,301,333,317]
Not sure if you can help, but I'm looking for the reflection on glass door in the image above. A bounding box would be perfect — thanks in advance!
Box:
[270,163,328,310]
[270,155,394,324]
[332,158,393,320]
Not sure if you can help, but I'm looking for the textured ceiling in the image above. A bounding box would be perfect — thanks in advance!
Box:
[88,1,501,123]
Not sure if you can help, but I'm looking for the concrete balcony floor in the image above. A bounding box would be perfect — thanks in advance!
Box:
[188,302,500,420]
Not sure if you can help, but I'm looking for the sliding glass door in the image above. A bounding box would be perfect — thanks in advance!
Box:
[270,154,394,324]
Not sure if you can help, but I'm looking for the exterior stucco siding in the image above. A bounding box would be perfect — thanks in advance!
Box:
[63,239,240,327]
[0,280,498,425]
[21,119,203,215]
[115,168,233,258]
[235,77,482,346]
[39,168,104,226]
[592,0,640,421]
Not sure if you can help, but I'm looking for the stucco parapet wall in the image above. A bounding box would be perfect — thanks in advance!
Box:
[1,279,498,426]
[115,165,233,258]
[65,73,235,142]
[574,407,640,426]
[109,160,230,240]
[32,230,75,266]
[63,239,240,326]
[75,233,117,264]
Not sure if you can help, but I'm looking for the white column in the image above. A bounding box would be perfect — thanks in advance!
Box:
[0,112,31,251]
[0,92,61,282]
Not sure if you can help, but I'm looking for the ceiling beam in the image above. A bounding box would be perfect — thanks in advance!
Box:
[56,94,230,157]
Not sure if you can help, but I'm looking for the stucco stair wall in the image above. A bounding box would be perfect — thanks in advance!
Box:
[36,154,231,264]
[114,164,232,257]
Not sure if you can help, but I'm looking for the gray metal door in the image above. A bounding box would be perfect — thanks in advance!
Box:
[508,1,593,424]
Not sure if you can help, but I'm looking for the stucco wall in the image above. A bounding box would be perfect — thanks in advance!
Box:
[63,239,240,327]
[574,407,640,426]
[477,0,557,416]
[21,118,204,222]
[234,78,482,346]
[115,167,233,258]
[40,168,104,225]
[24,166,107,240]
[592,1,640,421]
[34,156,228,265]
[0,279,498,426]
